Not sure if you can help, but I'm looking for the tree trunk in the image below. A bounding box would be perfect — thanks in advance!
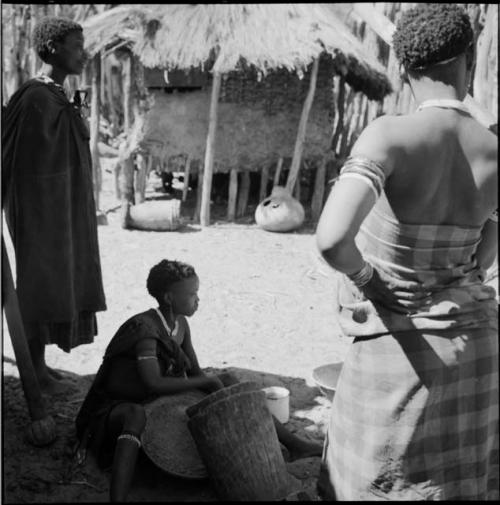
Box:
[200,71,222,227]
[135,153,147,204]
[286,57,319,193]
[89,53,102,211]
[227,168,238,221]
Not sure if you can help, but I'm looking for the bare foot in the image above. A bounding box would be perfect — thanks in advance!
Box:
[287,439,323,461]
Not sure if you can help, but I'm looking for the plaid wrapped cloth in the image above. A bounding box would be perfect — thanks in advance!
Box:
[319,203,499,500]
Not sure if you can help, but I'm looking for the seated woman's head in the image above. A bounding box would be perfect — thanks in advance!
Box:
[147,260,199,316]
[33,17,87,75]
[392,4,474,92]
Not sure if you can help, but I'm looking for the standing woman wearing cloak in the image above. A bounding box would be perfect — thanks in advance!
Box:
[2,17,107,393]
[316,4,498,500]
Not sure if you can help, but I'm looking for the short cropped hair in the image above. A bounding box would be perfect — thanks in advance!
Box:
[33,17,83,62]
[146,260,197,303]
[393,4,473,70]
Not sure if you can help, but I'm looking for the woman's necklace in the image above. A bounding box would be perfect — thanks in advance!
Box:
[417,98,470,115]
[36,74,68,98]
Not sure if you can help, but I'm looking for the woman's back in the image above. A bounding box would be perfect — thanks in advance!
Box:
[374,108,497,227]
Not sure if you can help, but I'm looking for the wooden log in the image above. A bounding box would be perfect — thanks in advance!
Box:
[227,168,238,221]
[194,163,203,222]
[286,57,320,193]
[188,389,291,500]
[311,156,328,223]
[273,157,283,187]
[237,171,251,218]
[182,154,192,202]
[200,71,222,227]
[1,238,56,446]
[259,164,269,202]
[89,53,102,211]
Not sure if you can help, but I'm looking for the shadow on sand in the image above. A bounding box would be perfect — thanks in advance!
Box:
[2,364,328,503]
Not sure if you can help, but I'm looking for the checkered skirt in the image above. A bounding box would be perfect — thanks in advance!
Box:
[319,205,499,500]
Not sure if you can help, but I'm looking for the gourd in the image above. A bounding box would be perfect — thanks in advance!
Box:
[255,186,305,232]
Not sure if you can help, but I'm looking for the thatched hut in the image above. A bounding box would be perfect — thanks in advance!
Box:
[83,4,392,224]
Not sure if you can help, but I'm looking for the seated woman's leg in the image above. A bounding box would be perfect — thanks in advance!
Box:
[106,403,146,502]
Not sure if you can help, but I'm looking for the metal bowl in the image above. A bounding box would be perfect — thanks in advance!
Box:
[312,362,344,401]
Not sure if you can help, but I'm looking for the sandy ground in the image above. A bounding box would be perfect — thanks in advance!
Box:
[2,165,351,502]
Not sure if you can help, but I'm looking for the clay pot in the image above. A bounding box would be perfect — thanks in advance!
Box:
[255,186,305,232]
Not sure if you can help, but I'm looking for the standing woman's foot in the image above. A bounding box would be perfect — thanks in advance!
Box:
[47,367,69,380]
[36,367,76,395]
[287,438,323,462]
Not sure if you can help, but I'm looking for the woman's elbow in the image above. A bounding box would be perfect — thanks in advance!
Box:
[316,235,350,266]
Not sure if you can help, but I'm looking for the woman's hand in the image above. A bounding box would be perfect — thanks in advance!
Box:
[217,372,239,387]
[204,375,225,393]
[359,267,431,313]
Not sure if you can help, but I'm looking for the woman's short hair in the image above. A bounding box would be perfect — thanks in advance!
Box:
[33,17,83,62]
[147,260,197,302]
[392,4,473,71]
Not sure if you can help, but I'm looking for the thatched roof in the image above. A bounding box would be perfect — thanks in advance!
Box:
[83,3,392,100]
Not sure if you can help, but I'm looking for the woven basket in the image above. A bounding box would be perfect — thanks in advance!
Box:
[141,390,208,479]
[128,199,182,231]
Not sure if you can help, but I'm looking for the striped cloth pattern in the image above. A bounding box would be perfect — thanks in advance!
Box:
[319,202,499,500]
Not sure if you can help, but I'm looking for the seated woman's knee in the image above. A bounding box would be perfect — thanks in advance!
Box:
[122,403,146,432]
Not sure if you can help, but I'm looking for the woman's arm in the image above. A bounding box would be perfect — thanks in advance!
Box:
[180,318,204,377]
[316,117,395,274]
[135,338,223,395]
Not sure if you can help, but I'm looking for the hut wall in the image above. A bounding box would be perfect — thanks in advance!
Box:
[143,88,332,173]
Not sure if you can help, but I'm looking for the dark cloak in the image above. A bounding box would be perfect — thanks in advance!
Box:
[2,78,106,323]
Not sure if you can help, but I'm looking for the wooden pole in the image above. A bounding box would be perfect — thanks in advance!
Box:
[89,53,102,211]
[200,71,222,227]
[286,57,320,193]
[237,171,251,218]
[194,163,203,222]
[259,164,269,202]
[311,156,327,223]
[352,2,497,128]
[2,238,57,446]
[135,152,147,204]
[330,76,346,153]
[273,157,283,187]
[227,168,238,221]
[122,51,132,132]
[182,154,192,202]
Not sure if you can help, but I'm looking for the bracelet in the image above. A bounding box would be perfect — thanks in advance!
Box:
[117,433,142,447]
[347,261,374,287]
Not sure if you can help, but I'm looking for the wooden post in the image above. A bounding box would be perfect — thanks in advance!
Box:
[2,238,56,446]
[182,154,192,202]
[259,164,269,202]
[311,156,327,223]
[237,171,251,218]
[135,152,147,204]
[122,51,132,132]
[200,71,222,227]
[286,57,320,193]
[330,76,346,153]
[273,157,283,187]
[194,163,203,222]
[227,168,238,221]
[89,53,102,211]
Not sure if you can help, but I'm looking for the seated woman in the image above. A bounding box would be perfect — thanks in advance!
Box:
[75,259,321,502]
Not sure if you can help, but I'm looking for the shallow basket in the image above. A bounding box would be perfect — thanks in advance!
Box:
[312,362,344,401]
[128,199,182,231]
